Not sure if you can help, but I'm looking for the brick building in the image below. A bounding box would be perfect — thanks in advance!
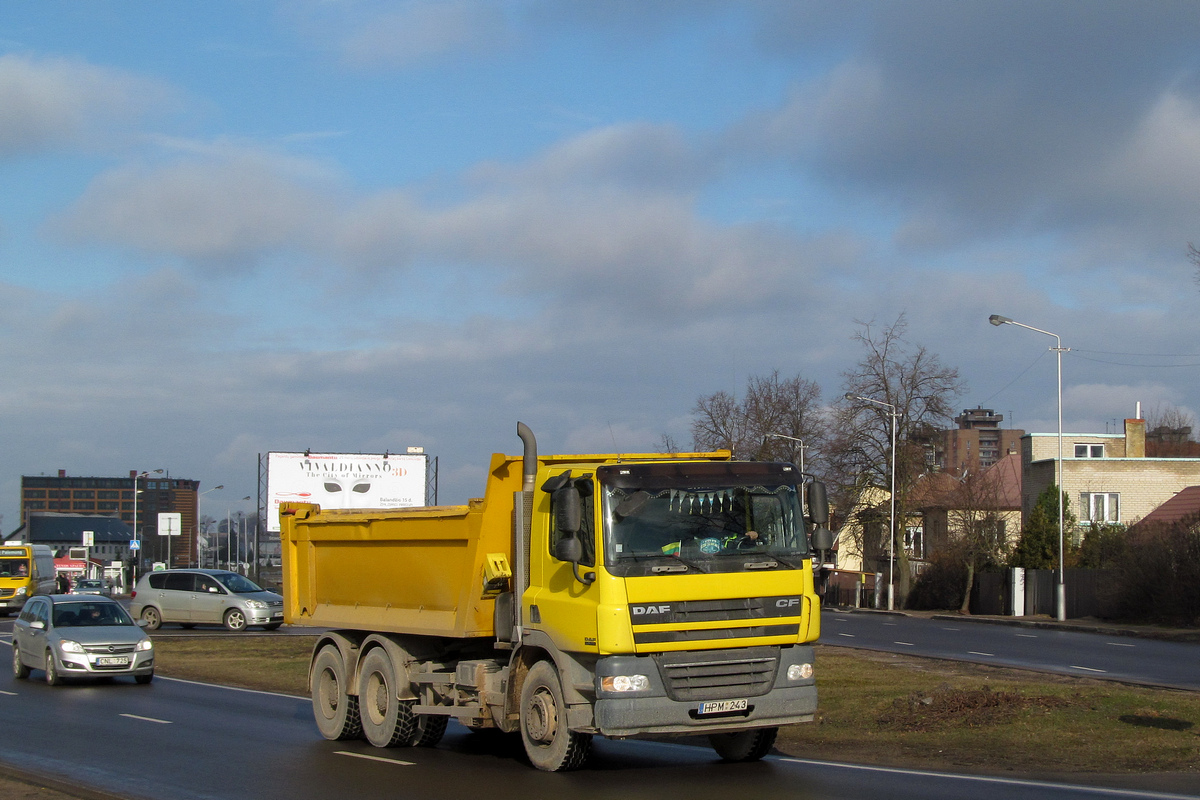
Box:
[1021,417,1200,532]
[935,407,1024,477]
[19,471,202,569]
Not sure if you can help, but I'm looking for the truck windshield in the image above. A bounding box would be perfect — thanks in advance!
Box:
[0,558,30,578]
[598,461,809,577]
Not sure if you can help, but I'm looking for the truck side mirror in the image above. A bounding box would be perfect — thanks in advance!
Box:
[554,487,582,535]
[810,526,834,553]
[555,536,582,563]
[806,481,829,527]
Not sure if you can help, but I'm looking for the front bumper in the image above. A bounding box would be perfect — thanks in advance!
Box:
[593,644,817,737]
[55,649,154,677]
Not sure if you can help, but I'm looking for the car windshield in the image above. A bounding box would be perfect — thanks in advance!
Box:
[212,572,265,593]
[599,461,810,577]
[53,601,133,627]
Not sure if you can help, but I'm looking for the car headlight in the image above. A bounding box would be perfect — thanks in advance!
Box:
[600,674,650,692]
[787,663,814,681]
[59,640,85,654]
[244,600,267,609]
[136,639,154,651]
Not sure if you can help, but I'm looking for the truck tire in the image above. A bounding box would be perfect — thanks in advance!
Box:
[709,727,778,762]
[358,649,449,748]
[519,660,591,772]
[312,645,362,740]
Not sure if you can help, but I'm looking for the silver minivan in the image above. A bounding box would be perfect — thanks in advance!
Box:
[130,569,284,632]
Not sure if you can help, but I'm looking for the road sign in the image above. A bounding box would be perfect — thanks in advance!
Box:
[82,531,94,546]
[129,540,141,550]
[158,513,182,536]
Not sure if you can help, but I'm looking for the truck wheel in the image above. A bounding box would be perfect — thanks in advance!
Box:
[12,645,29,679]
[141,607,161,631]
[520,660,591,772]
[709,727,778,762]
[312,645,362,740]
[411,711,448,747]
[359,649,411,747]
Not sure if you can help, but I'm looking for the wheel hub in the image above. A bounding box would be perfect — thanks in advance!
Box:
[526,688,558,743]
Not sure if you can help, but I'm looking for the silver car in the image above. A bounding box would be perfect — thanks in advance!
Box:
[12,595,154,685]
[130,569,284,632]
[73,578,113,597]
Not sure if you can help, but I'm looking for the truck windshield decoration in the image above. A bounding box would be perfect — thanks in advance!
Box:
[598,462,809,577]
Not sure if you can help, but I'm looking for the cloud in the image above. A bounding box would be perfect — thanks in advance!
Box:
[0,53,170,157]
[52,145,334,270]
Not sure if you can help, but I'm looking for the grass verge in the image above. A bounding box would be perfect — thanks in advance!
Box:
[150,637,1200,777]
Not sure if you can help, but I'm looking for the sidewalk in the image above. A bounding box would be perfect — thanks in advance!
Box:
[834,605,1200,643]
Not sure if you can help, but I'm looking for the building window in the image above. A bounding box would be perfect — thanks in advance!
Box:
[1074,444,1104,458]
[1081,492,1119,524]
[73,501,96,511]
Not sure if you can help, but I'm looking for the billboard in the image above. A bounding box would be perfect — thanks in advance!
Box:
[266,452,427,532]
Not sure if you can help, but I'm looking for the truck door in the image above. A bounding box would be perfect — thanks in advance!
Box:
[528,476,600,653]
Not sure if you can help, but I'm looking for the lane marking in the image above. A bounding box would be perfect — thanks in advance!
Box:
[1106,642,1136,648]
[894,641,915,646]
[968,651,995,657]
[120,713,172,724]
[335,751,415,766]
[1071,665,1107,673]
[1015,633,1037,638]
[939,627,960,631]
[0,690,17,696]
[837,633,855,638]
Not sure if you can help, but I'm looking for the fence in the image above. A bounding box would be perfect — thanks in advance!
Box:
[971,569,1118,618]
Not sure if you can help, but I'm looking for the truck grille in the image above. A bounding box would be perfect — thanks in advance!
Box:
[0,589,14,599]
[653,646,779,702]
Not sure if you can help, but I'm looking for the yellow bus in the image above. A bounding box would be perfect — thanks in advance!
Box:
[0,544,56,615]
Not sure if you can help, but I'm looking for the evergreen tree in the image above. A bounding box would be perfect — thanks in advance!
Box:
[1011,484,1076,569]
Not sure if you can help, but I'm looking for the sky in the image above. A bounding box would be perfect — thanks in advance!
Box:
[3,0,1200,532]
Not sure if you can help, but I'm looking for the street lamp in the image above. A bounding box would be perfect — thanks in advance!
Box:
[131,469,163,580]
[224,497,252,572]
[763,433,806,473]
[989,314,1069,622]
[197,485,224,568]
[846,393,898,611]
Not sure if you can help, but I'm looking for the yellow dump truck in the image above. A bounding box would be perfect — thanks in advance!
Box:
[280,423,832,771]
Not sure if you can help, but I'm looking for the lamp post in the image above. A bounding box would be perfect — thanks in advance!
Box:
[763,433,806,473]
[989,314,1069,622]
[131,469,163,581]
[197,485,224,568]
[846,393,898,611]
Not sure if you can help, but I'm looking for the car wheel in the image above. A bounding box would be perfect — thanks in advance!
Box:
[12,645,30,679]
[141,607,161,631]
[520,660,591,771]
[45,651,61,686]
[135,671,154,685]
[709,727,778,762]
[312,645,362,740]
[223,608,247,632]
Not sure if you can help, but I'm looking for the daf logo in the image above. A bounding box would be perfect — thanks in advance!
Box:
[632,605,671,615]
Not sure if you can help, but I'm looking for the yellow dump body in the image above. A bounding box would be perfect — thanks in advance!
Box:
[279,449,733,639]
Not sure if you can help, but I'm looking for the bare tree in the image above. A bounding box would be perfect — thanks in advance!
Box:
[827,314,966,604]
[688,370,823,466]
[945,465,1015,613]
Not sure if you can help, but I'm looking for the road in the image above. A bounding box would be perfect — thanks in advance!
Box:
[1,616,1198,800]
[821,609,1200,691]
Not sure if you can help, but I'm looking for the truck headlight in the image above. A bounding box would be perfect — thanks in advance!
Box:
[601,675,650,692]
[787,663,813,681]
[136,639,154,651]
[59,640,85,654]
[16,587,27,597]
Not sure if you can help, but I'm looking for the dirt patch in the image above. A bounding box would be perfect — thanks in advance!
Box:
[876,683,1071,732]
